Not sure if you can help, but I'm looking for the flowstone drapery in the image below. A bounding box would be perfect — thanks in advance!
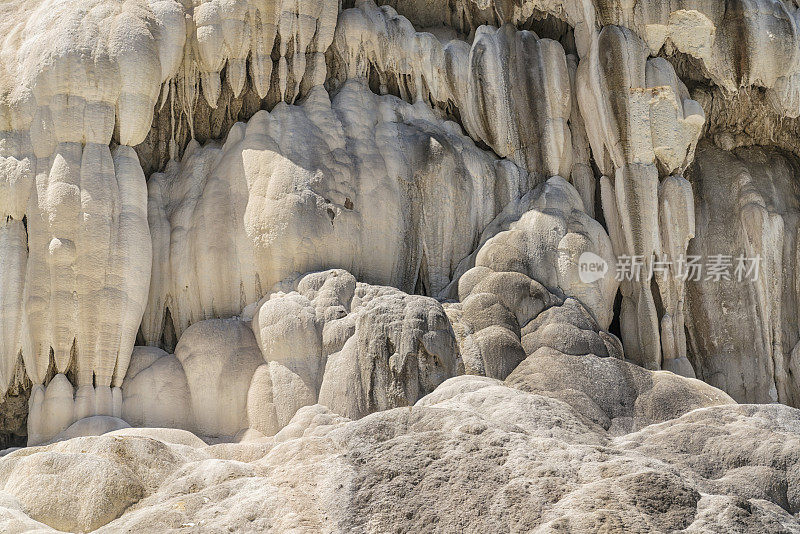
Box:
[2,1,800,531]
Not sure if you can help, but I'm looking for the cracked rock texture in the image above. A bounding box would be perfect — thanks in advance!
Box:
[1,0,800,531]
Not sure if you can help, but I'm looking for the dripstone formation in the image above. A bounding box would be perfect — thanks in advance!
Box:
[1,0,800,532]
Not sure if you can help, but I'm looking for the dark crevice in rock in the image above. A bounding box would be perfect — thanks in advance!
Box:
[0,385,30,449]
[609,289,623,342]
[160,307,178,354]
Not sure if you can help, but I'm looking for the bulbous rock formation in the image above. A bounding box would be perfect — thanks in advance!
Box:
[1,0,800,531]
[0,375,797,533]
[124,270,460,442]
[143,80,532,344]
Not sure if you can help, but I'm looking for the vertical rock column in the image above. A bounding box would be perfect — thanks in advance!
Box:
[24,121,153,445]
[332,4,574,182]
[2,0,188,444]
[684,145,796,404]
[654,175,696,375]
[0,105,34,399]
[191,0,338,106]
[578,26,704,372]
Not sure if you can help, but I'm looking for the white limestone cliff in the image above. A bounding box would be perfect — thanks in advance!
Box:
[142,80,531,345]
[1,0,800,531]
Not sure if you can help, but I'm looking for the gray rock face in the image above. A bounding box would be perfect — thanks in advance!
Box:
[0,375,798,532]
[686,142,800,406]
[507,348,735,434]
[119,270,461,442]
[1,0,800,530]
[317,288,460,419]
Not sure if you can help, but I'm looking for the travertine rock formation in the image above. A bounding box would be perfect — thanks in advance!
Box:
[686,142,800,406]
[332,3,574,178]
[2,373,799,533]
[1,0,800,531]
[117,270,460,444]
[143,80,531,345]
